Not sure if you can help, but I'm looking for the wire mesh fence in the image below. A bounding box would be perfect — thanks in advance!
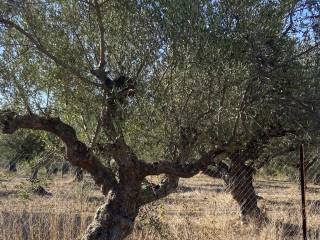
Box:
[1,145,320,240]
[201,144,320,240]
[196,142,320,240]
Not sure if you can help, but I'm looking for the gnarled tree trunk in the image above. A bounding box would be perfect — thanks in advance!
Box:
[83,180,141,240]
[83,173,180,240]
[227,161,267,224]
[203,127,290,224]
[204,161,267,224]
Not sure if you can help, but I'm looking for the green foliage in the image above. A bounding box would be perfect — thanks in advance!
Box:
[0,131,45,169]
[0,0,319,172]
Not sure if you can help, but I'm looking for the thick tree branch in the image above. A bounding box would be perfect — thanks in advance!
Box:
[203,161,230,181]
[138,147,226,178]
[0,110,117,195]
[139,175,179,206]
[99,97,143,172]
[91,91,107,148]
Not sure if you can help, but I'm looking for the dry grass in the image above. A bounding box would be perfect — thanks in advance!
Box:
[0,170,319,240]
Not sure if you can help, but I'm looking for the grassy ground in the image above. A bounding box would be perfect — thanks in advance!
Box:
[0,170,319,240]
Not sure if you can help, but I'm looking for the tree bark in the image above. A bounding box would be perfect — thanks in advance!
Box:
[83,178,141,240]
[204,161,268,224]
[202,127,290,224]
[139,175,179,205]
[227,161,268,224]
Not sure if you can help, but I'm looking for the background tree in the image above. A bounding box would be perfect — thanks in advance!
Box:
[0,131,45,172]
[199,0,320,222]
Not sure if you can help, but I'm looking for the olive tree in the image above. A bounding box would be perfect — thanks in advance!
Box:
[201,0,320,223]
[0,1,227,239]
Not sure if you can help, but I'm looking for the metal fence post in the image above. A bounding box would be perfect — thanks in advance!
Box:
[300,144,307,240]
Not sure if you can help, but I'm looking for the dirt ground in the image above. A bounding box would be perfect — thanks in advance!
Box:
[0,170,319,240]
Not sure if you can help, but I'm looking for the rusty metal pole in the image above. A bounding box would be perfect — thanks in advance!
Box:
[300,144,307,240]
